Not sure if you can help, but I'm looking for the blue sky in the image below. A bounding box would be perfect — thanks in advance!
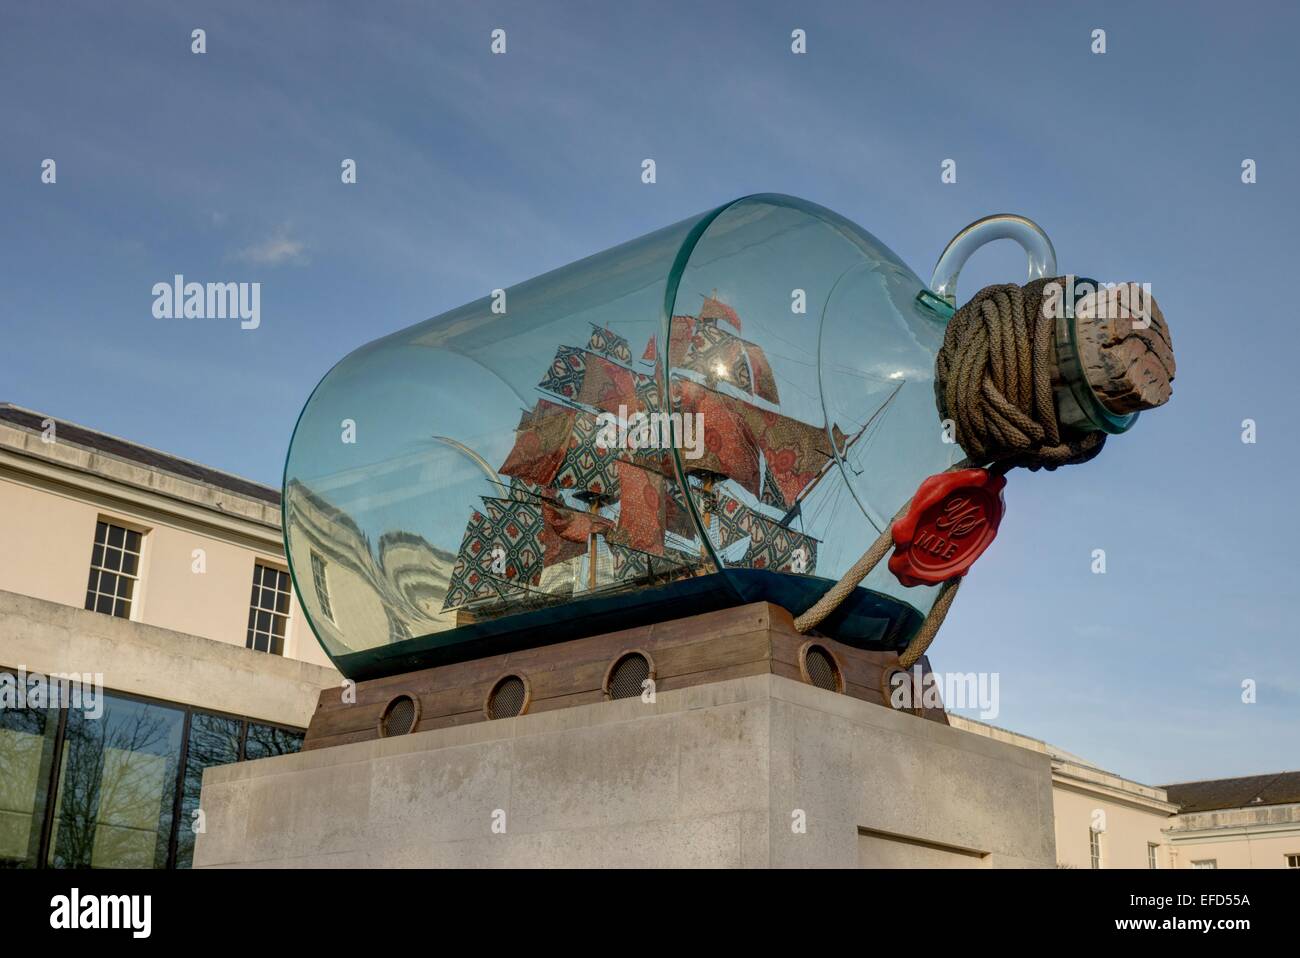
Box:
[2,0,1296,784]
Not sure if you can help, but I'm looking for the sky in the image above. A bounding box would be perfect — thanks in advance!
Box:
[2,0,1297,784]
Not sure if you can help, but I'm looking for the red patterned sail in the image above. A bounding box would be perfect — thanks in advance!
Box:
[670,378,834,505]
[498,400,574,487]
[451,294,845,610]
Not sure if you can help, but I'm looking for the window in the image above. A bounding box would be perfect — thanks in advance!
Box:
[176,720,302,868]
[310,551,333,621]
[1192,859,1218,869]
[246,563,290,655]
[0,677,60,867]
[175,713,242,869]
[242,722,305,761]
[1148,843,1159,869]
[1089,829,1101,869]
[46,694,185,868]
[1287,853,1300,868]
[0,667,305,870]
[84,520,143,619]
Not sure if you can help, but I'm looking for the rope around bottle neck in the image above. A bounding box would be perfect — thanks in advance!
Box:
[794,277,1126,668]
[937,277,1106,471]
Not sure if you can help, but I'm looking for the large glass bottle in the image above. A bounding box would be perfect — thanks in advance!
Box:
[283,194,1063,679]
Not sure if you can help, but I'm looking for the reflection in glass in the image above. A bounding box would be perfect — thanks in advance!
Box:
[46,694,183,869]
[242,723,304,761]
[0,683,59,868]
[285,194,962,677]
[174,712,242,869]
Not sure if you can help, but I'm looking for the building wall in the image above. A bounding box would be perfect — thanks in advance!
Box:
[1053,780,1172,869]
[1165,805,1300,869]
[0,420,332,668]
[0,589,341,869]
[950,716,1300,870]
[0,589,336,728]
[0,414,342,870]
[950,715,1179,869]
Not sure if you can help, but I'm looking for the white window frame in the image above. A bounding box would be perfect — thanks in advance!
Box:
[84,517,147,621]
[247,561,292,655]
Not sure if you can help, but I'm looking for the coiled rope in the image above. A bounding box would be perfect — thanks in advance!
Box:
[937,278,1106,472]
[794,277,1101,668]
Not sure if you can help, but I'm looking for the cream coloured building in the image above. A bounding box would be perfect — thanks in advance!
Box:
[2,402,1294,869]
[1161,774,1300,869]
[0,403,339,868]
[952,716,1300,869]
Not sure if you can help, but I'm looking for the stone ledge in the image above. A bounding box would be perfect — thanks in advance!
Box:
[0,588,339,727]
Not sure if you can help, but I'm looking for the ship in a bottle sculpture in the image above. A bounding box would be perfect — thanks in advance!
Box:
[284,194,1172,681]
[442,293,888,614]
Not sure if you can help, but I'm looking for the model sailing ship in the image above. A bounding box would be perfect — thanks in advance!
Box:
[441,295,900,623]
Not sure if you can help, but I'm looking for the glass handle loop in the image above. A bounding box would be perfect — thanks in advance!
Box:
[930,214,1057,307]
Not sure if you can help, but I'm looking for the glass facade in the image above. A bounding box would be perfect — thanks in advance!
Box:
[0,690,59,865]
[0,672,303,869]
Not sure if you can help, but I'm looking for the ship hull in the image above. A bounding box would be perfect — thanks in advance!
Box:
[335,570,923,682]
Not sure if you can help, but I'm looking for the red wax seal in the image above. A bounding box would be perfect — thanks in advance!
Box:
[888,468,1006,587]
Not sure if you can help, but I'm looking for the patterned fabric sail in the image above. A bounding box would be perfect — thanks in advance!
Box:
[644,315,780,404]
[552,409,622,499]
[712,492,819,574]
[759,458,791,510]
[499,400,574,487]
[669,378,762,494]
[670,377,835,504]
[685,323,754,394]
[448,293,837,618]
[541,499,611,564]
[442,497,546,610]
[699,295,742,332]
[587,324,633,365]
[538,345,659,415]
[609,541,697,583]
[739,405,838,507]
[610,460,666,555]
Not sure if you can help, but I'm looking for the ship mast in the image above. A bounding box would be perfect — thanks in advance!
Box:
[691,290,727,557]
[587,499,601,590]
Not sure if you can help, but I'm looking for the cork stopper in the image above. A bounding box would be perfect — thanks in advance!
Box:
[1051,279,1176,434]
[1073,282,1176,414]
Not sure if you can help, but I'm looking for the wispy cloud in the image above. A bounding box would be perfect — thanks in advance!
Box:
[230,226,309,266]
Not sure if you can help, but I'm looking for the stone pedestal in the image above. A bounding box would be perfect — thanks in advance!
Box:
[195,673,1055,868]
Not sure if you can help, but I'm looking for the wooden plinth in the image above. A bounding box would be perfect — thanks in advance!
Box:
[303,601,946,751]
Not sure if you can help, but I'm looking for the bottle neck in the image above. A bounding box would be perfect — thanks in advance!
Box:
[1051,277,1139,436]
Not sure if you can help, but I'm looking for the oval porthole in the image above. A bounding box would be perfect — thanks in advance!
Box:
[380,694,419,737]
[487,674,528,719]
[606,651,653,701]
[801,643,842,693]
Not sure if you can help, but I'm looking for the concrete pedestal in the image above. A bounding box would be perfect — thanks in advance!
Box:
[195,674,1055,867]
